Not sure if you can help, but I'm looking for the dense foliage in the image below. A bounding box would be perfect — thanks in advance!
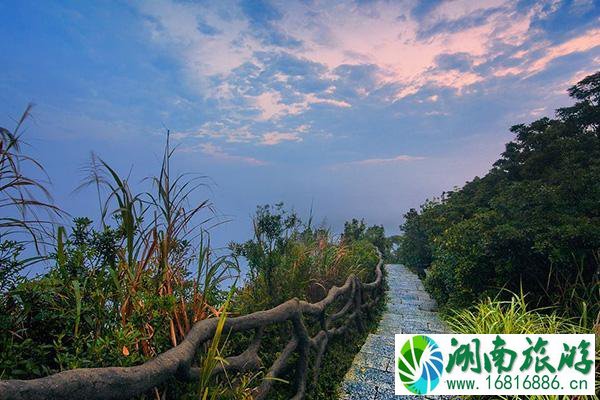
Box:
[397,72,600,322]
[230,207,381,312]
[341,218,394,260]
[0,109,383,399]
[227,205,383,399]
[0,127,241,398]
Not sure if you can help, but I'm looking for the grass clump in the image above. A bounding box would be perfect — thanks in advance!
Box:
[445,293,599,400]
[445,292,589,335]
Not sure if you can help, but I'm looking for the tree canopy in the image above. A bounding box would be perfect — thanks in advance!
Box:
[398,71,600,316]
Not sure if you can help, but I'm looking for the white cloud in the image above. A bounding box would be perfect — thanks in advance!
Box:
[259,131,302,145]
[253,91,305,120]
[333,154,425,169]
[182,142,266,165]
[427,0,506,22]
[174,121,257,143]
[137,0,260,92]
[353,154,425,165]
[136,0,546,105]
[134,0,600,146]
[252,90,351,121]
[529,107,546,116]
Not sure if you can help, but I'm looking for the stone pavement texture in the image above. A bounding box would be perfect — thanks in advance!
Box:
[339,264,450,399]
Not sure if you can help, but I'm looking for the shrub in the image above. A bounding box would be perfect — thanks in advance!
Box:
[398,72,600,319]
[0,132,239,400]
[230,204,382,399]
[231,204,379,312]
[342,218,393,261]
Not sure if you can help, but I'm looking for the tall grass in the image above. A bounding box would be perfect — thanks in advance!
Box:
[198,291,231,400]
[0,105,62,253]
[0,124,239,398]
[77,133,239,356]
[446,293,600,400]
[542,255,600,327]
[445,292,588,335]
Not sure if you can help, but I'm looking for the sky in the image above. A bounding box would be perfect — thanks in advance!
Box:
[1,0,599,251]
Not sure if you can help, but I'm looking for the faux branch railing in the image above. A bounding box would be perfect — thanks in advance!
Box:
[0,254,383,400]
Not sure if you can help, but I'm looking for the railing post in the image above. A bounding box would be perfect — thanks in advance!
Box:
[353,276,365,332]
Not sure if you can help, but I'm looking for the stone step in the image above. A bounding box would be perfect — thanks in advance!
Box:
[387,299,438,311]
[381,313,447,326]
[339,264,450,399]
[386,303,440,317]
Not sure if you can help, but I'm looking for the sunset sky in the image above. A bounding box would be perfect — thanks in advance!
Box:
[1,0,599,249]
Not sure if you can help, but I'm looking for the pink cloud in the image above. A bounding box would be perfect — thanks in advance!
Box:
[137,0,600,146]
[253,90,351,121]
[396,70,484,100]
[281,0,535,98]
[354,155,425,165]
[528,28,600,74]
[494,28,600,77]
[139,0,543,107]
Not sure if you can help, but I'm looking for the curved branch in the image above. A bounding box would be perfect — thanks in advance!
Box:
[255,337,299,400]
[0,251,384,400]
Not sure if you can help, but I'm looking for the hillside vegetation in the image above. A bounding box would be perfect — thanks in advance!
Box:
[397,72,600,327]
[0,114,383,399]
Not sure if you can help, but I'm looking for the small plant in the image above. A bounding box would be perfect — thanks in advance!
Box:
[197,290,232,400]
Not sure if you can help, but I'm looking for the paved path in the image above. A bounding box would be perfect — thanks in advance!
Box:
[339,264,449,399]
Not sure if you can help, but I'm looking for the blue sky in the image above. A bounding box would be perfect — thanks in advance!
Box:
[1,0,599,250]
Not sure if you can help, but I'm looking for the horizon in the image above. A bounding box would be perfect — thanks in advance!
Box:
[1,0,599,254]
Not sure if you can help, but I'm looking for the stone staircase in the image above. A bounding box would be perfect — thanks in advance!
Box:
[339,264,448,399]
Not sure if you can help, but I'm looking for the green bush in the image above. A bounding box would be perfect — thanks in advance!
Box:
[230,204,382,399]
[231,204,379,312]
[342,218,394,261]
[0,109,382,398]
[398,72,600,320]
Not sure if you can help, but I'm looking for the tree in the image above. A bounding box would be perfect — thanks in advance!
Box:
[342,218,391,259]
[399,71,600,316]
[230,203,302,303]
